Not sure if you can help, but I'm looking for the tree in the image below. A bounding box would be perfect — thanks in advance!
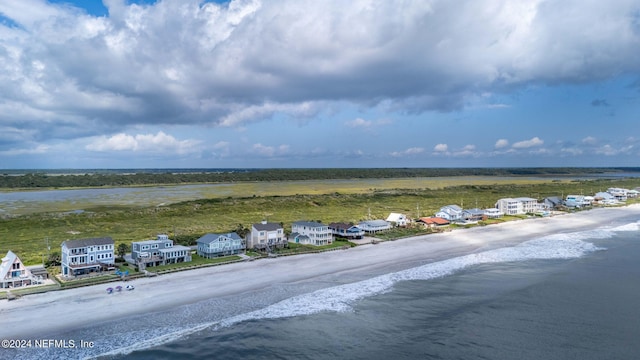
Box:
[117,243,129,260]
[45,251,61,267]
[235,223,249,238]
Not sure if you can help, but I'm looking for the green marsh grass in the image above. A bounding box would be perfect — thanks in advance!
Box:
[1,177,639,265]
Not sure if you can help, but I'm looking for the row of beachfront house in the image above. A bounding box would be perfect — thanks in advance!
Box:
[35,186,640,278]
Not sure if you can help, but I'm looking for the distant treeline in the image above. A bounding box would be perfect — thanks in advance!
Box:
[1,168,639,189]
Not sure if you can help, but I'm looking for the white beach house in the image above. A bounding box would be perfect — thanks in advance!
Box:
[386,213,409,227]
[61,237,115,277]
[1,251,33,289]
[290,221,333,246]
[435,205,463,221]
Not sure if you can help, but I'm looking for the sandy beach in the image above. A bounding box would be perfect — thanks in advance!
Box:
[2,205,640,340]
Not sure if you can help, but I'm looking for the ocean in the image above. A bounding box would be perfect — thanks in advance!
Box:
[7,215,640,360]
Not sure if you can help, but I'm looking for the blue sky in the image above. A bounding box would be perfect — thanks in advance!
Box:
[0,0,639,169]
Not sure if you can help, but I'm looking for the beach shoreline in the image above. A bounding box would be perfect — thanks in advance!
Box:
[2,205,640,340]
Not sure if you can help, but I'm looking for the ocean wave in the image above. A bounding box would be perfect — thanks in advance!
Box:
[610,220,640,232]
[91,222,638,359]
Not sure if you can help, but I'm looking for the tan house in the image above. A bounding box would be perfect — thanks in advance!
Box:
[248,221,286,250]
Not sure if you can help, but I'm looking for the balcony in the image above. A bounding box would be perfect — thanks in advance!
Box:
[67,262,102,269]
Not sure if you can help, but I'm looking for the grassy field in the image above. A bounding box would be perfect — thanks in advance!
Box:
[1,177,639,265]
[0,176,565,216]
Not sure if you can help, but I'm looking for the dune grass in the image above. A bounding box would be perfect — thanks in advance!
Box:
[1,177,639,265]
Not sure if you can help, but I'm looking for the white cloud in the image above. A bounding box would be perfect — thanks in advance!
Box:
[595,144,634,156]
[390,147,425,157]
[85,131,200,154]
[1,0,638,145]
[512,137,544,149]
[252,143,290,157]
[454,144,478,157]
[433,143,448,152]
[0,144,50,156]
[346,118,372,128]
[345,117,392,128]
[581,136,598,145]
[495,139,509,149]
[486,103,510,109]
[561,147,583,156]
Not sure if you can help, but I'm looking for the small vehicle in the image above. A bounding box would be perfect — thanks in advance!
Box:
[126,285,135,291]
[106,287,113,294]
[115,285,123,292]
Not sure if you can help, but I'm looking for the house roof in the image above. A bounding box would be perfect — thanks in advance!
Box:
[252,222,283,231]
[63,237,114,249]
[359,220,390,226]
[328,222,351,230]
[417,217,450,225]
[329,222,361,231]
[0,250,18,280]
[133,238,173,245]
[463,208,485,215]
[386,213,406,221]
[441,205,462,211]
[513,197,537,202]
[158,245,192,253]
[595,192,615,199]
[293,221,325,228]
[291,232,310,241]
[197,232,242,245]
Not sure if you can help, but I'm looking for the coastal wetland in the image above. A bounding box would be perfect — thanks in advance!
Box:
[1,169,640,265]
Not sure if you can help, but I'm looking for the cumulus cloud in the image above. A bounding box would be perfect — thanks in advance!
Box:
[512,137,544,149]
[494,139,509,149]
[454,144,478,157]
[433,143,448,152]
[0,0,639,148]
[86,131,200,154]
[595,144,634,156]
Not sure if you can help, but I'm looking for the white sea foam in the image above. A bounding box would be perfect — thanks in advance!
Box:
[91,222,638,359]
[611,220,640,232]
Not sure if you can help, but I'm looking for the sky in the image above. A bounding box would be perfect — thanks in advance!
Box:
[0,0,639,169]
